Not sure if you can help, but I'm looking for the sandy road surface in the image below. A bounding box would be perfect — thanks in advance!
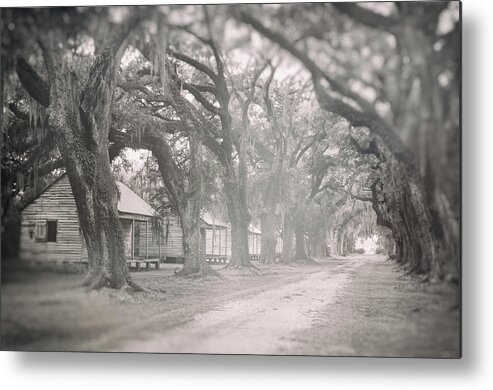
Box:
[119,258,367,354]
[1,255,459,356]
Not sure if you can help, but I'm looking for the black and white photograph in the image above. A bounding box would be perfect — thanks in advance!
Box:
[1,1,461,359]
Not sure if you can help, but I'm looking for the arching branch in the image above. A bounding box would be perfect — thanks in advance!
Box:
[169,49,217,82]
[15,57,50,108]
[237,11,415,168]
[331,3,399,34]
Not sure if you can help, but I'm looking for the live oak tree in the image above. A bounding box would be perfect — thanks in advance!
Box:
[246,68,324,263]
[2,8,152,289]
[115,58,218,277]
[1,89,63,258]
[1,92,61,218]
[162,7,258,267]
[306,118,384,257]
[257,70,305,263]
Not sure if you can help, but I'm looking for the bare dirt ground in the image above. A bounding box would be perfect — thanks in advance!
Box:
[0,255,460,357]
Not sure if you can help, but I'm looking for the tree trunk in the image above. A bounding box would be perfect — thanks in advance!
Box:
[75,160,131,289]
[223,140,253,268]
[175,202,215,277]
[225,185,252,268]
[46,51,133,290]
[175,135,217,277]
[145,128,216,278]
[259,162,281,264]
[294,222,307,260]
[330,228,339,257]
[260,211,277,264]
[281,211,294,263]
[339,231,346,256]
[13,22,139,290]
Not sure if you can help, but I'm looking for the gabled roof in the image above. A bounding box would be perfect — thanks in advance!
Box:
[249,225,261,235]
[117,182,155,217]
[21,173,156,217]
[20,173,67,210]
[201,212,230,228]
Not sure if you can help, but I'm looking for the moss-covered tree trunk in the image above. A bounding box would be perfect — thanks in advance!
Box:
[141,126,216,277]
[175,200,210,276]
[175,134,216,277]
[15,30,137,288]
[47,51,132,289]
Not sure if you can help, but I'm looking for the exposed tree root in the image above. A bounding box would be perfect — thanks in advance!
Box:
[293,257,320,265]
[81,268,106,289]
[81,268,143,291]
[174,262,222,279]
[225,261,261,272]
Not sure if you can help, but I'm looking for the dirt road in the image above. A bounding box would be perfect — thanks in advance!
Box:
[1,255,460,357]
[120,259,365,354]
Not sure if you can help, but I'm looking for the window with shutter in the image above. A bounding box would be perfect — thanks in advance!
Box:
[35,221,47,241]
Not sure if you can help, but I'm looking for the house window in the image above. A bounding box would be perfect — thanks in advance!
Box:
[47,221,57,242]
[35,221,47,241]
[35,220,57,242]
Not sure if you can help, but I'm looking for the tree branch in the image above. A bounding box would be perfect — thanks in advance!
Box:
[370,178,393,229]
[169,49,217,83]
[182,83,221,115]
[331,3,399,34]
[15,57,50,108]
[238,11,415,167]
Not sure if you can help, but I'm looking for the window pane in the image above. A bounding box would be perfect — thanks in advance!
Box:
[47,221,57,242]
[35,221,47,241]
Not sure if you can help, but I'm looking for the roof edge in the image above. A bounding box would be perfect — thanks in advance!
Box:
[20,172,67,211]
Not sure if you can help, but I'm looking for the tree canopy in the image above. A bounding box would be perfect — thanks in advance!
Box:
[1,3,460,285]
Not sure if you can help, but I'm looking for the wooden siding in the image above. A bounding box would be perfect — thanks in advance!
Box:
[157,214,183,258]
[121,219,133,258]
[20,175,84,262]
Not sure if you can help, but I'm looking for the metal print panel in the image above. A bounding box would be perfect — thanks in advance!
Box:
[0,1,461,357]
